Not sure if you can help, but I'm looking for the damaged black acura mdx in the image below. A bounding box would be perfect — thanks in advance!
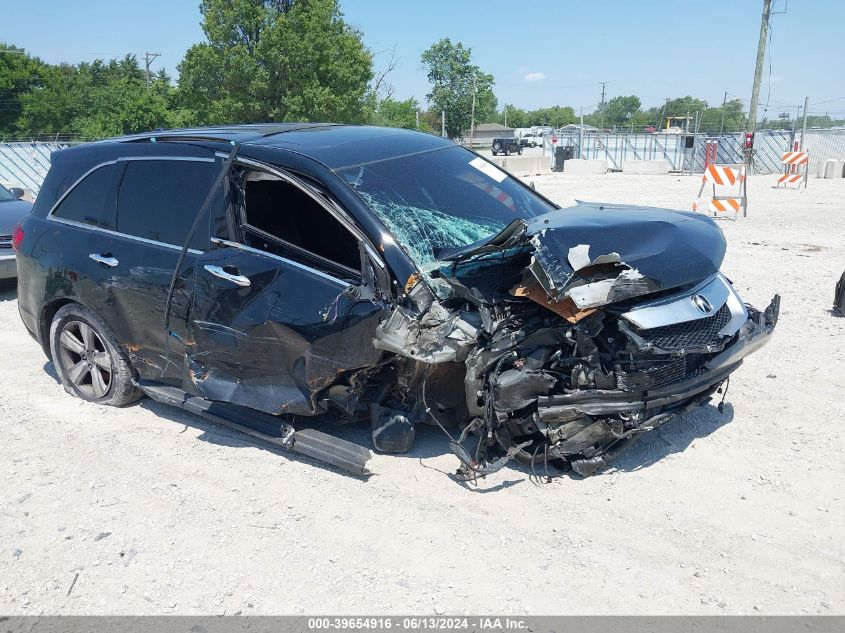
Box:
[15,124,779,477]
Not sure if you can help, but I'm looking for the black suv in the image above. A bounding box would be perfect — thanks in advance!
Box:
[15,124,778,478]
[490,137,522,156]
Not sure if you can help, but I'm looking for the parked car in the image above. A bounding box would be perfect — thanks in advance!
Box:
[519,133,542,148]
[14,125,779,478]
[491,137,522,156]
[0,183,32,280]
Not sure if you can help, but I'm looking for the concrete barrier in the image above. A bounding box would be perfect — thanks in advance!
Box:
[820,159,845,179]
[563,159,608,175]
[488,155,550,176]
[622,160,671,175]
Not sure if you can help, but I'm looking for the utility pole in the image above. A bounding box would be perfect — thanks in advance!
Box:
[599,81,607,130]
[143,51,162,87]
[800,95,809,150]
[747,0,772,135]
[469,74,477,149]
[579,107,584,159]
[503,104,507,128]
[441,110,446,138]
[415,110,419,131]
[719,91,728,134]
[658,98,669,132]
[790,104,801,145]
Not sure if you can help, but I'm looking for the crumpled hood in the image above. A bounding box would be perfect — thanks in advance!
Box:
[526,201,726,296]
[439,201,726,310]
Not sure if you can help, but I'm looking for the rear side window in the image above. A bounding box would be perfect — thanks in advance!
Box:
[115,160,215,250]
[52,164,114,226]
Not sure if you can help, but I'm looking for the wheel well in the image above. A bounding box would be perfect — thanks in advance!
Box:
[40,298,77,358]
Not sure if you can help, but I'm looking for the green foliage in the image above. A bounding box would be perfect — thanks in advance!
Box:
[499,104,528,129]
[178,0,373,125]
[0,43,49,135]
[663,96,708,117]
[421,38,496,139]
[698,98,745,133]
[372,97,421,130]
[10,54,177,139]
[527,105,576,128]
[599,95,641,127]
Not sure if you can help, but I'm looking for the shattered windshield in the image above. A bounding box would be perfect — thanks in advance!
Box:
[337,145,555,274]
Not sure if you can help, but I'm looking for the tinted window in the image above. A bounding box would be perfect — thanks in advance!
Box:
[116,160,214,249]
[0,185,13,202]
[52,164,114,226]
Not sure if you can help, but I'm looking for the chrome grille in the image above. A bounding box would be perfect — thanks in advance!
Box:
[0,234,12,249]
[637,303,731,350]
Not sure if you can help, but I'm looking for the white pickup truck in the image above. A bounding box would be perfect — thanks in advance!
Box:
[519,133,543,148]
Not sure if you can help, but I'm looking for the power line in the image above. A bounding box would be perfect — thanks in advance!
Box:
[143,52,162,87]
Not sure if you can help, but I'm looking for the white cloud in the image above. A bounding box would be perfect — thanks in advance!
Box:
[523,72,546,82]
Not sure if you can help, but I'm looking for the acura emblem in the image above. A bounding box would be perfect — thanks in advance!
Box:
[691,294,713,314]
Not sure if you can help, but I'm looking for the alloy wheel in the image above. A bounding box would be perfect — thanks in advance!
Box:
[57,320,113,398]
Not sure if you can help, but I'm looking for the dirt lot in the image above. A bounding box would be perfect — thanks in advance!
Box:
[1,173,843,615]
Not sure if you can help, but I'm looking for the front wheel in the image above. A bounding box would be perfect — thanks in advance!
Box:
[49,303,142,407]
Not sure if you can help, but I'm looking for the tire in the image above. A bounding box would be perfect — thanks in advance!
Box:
[49,303,142,407]
[491,151,497,156]
[518,147,523,155]
[504,148,510,156]
[492,141,503,152]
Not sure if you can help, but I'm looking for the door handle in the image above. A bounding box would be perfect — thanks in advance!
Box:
[89,253,119,267]
[204,264,251,287]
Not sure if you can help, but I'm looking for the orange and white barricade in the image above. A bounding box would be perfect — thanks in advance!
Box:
[776,151,809,189]
[693,163,747,220]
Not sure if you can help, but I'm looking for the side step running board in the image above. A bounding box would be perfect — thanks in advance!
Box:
[138,382,372,476]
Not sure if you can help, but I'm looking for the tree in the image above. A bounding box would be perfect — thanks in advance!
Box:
[0,44,50,137]
[664,96,708,117]
[372,97,420,130]
[697,98,745,133]
[528,106,576,128]
[600,95,642,128]
[178,0,373,124]
[14,54,178,139]
[499,104,528,128]
[421,38,496,139]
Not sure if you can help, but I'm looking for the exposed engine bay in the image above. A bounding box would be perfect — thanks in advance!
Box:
[351,202,780,479]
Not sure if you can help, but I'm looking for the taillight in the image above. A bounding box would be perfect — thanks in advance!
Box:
[11,224,24,252]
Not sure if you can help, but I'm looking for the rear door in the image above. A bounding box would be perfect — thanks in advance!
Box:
[98,156,222,382]
[183,160,390,416]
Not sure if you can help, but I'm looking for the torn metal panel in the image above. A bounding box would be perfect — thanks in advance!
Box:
[184,245,387,416]
[373,302,480,364]
[510,280,597,323]
[441,202,727,309]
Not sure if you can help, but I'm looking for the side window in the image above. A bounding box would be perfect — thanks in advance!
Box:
[115,159,215,250]
[238,170,360,275]
[52,164,114,226]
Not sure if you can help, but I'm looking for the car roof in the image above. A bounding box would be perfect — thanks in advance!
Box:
[102,124,456,170]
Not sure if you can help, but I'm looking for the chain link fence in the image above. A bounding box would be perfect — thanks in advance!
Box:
[543,128,845,175]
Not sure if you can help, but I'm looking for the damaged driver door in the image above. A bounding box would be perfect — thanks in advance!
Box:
[182,162,389,417]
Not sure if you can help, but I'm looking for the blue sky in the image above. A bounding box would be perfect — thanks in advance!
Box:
[2,0,843,117]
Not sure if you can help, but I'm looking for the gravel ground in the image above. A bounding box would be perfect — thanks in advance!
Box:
[1,173,843,615]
